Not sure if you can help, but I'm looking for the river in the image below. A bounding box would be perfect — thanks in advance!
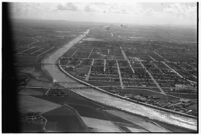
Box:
[42,29,197,131]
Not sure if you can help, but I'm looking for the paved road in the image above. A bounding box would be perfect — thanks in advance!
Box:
[116,60,124,89]
[103,59,106,72]
[88,48,94,58]
[120,46,135,74]
[71,48,78,57]
[38,46,55,57]
[18,46,36,54]
[162,61,197,85]
[42,29,197,131]
[138,60,166,95]
[85,59,94,81]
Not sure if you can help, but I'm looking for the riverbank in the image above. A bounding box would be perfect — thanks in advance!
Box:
[42,29,197,131]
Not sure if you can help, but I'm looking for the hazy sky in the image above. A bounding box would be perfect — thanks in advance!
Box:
[10,2,197,26]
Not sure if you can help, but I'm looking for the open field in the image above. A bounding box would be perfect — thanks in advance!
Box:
[18,95,61,114]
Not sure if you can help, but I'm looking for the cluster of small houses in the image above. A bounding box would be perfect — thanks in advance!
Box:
[46,89,66,97]
[124,93,194,115]
[18,74,30,87]
[44,86,195,115]
[43,83,196,116]
[21,112,46,125]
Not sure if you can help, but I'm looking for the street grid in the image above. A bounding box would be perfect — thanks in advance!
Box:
[58,38,197,117]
